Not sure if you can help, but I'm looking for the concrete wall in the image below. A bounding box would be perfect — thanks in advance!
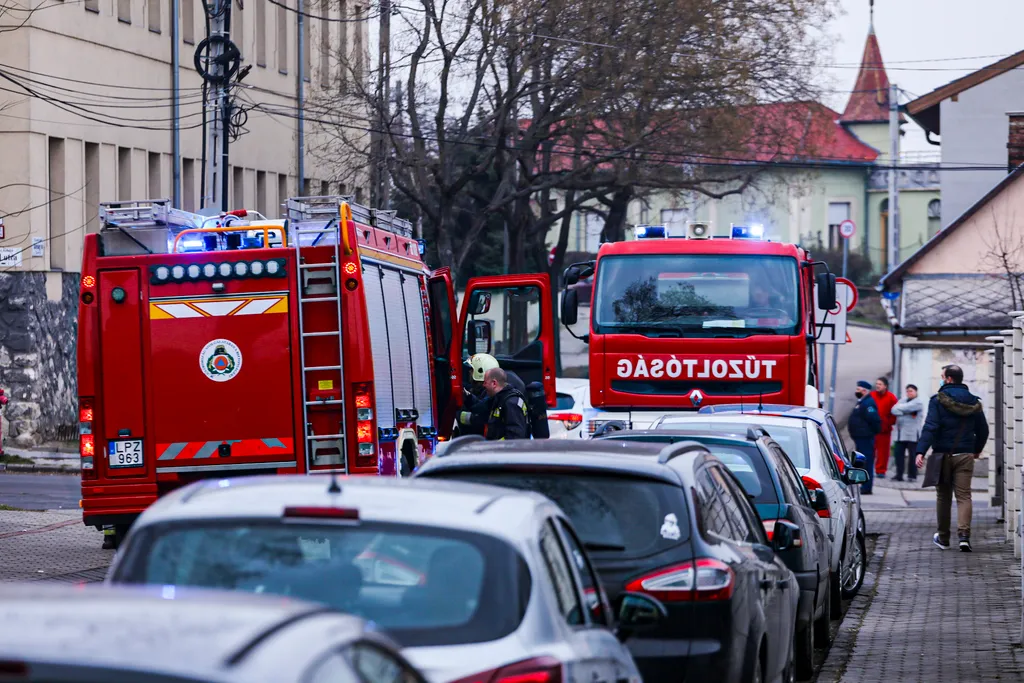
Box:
[939,66,1024,227]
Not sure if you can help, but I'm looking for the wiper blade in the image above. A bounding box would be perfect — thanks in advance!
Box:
[584,541,627,551]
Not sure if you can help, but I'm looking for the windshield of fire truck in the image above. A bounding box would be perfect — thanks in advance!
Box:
[592,254,800,337]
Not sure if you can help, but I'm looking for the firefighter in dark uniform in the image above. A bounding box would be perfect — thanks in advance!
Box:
[458,354,527,436]
[482,367,530,440]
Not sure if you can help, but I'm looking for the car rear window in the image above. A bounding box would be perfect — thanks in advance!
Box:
[554,393,576,410]
[112,521,530,648]
[657,420,810,470]
[428,470,690,557]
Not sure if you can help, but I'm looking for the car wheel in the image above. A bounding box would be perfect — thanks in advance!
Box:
[794,621,814,681]
[841,532,867,599]
[814,576,834,646]
[829,563,842,618]
[858,513,866,537]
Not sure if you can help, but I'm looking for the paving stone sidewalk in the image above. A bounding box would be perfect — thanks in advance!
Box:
[0,509,113,583]
[818,488,1024,682]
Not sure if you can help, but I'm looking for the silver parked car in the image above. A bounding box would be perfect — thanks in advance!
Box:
[653,413,868,603]
[106,475,662,683]
[0,582,422,683]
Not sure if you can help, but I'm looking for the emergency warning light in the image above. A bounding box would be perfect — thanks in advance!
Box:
[634,225,668,239]
[730,224,764,239]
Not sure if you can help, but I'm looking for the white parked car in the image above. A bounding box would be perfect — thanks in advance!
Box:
[106,475,663,683]
[548,378,590,438]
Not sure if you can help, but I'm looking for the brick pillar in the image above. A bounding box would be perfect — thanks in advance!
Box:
[1014,314,1024,557]
[986,339,1002,511]
[1009,113,1024,173]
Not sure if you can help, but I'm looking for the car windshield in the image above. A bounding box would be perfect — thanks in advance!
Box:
[112,521,530,648]
[604,435,778,505]
[593,254,800,337]
[424,470,689,557]
[656,420,810,470]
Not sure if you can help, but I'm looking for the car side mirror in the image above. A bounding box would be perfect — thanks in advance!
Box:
[614,591,667,642]
[807,488,830,514]
[469,290,492,315]
[816,272,837,311]
[844,467,869,485]
[772,520,799,552]
[852,451,867,469]
[561,289,579,326]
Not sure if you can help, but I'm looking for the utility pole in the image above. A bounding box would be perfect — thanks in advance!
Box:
[372,0,392,208]
[297,3,305,196]
[198,0,236,212]
[887,82,900,274]
[171,0,181,207]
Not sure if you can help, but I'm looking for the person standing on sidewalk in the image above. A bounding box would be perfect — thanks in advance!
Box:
[871,377,898,479]
[914,365,989,552]
[849,380,882,495]
[891,384,925,482]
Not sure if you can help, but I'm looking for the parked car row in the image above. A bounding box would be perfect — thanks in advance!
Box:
[3,401,867,683]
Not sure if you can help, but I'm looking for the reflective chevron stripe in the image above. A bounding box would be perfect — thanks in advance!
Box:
[157,437,293,460]
[150,295,288,319]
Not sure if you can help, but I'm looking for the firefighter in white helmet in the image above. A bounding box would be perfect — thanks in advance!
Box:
[458,354,525,436]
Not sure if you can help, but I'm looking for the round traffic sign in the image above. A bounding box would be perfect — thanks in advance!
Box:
[836,276,858,311]
[838,219,856,239]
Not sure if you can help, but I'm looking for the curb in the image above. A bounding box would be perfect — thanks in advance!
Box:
[0,463,79,474]
[815,532,891,683]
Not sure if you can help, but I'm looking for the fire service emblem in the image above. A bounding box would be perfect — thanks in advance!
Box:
[200,339,242,382]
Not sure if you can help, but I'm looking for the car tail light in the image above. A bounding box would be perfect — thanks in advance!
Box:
[79,399,96,480]
[549,412,582,430]
[448,656,563,683]
[762,519,778,540]
[624,558,734,602]
[353,382,376,465]
[802,475,830,518]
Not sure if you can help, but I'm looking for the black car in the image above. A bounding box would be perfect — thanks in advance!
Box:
[598,428,833,681]
[416,437,799,683]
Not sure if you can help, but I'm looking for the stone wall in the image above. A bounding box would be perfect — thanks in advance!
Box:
[0,272,79,448]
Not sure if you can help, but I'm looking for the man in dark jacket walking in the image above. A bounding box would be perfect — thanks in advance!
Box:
[915,365,989,552]
[849,380,882,494]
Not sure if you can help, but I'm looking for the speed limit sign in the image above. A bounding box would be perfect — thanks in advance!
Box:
[838,219,856,240]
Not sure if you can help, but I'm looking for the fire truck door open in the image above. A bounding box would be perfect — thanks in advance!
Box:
[458,274,557,407]
[427,269,460,437]
[362,260,435,440]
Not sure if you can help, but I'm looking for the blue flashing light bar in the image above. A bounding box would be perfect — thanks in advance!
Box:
[635,225,668,239]
[730,224,764,239]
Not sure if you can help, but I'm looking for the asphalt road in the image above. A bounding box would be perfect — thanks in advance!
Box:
[821,324,894,431]
[0,472,80,511]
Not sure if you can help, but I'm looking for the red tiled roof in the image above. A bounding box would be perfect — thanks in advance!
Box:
[742,101,880,163]
[840,28,899,124]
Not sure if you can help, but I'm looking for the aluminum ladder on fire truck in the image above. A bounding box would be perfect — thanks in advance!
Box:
[288,196,354,474]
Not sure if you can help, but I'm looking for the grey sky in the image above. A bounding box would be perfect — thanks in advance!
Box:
[824,0,1024,152]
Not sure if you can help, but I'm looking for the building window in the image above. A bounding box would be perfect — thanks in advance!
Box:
[183,158,196,212]
[256,171,267,216]
[85,143,100,234]
[278,173,289,213]
[827,201,851,250]
[118,0,130,23]
[303,0,311,81]
[321,180,330,196]
[182,0,194,44]
[148,152,162,198]
[320,11,330,87]
[277,0,288,73]
[233,167,245,208]
[255,0,266,65]
[118,147,132,201]
[338,0,348,90]
[84,0,99,14]
[148,0,160,32]
[48,137,66,270]
[585,213,605,252]
[353,5,364,83]
[927,198,941,240]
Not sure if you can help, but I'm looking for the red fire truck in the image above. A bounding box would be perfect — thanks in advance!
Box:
[560,223,838,433]
[77,196,556,541]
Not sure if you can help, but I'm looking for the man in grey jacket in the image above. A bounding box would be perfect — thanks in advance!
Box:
[891,384,925,481]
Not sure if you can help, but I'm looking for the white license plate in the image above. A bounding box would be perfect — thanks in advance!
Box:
[108,440,144,468]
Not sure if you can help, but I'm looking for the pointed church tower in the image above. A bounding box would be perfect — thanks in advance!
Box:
[840,0,901,159]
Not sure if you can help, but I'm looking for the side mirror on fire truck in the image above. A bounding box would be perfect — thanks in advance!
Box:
[816,272,837,311]
[467,320,493,355]
[470,291,492,315]
[562,288,579,326]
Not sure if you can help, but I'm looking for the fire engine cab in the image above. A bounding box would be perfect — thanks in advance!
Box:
[77,196,557,541]
[561,223,838,434]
